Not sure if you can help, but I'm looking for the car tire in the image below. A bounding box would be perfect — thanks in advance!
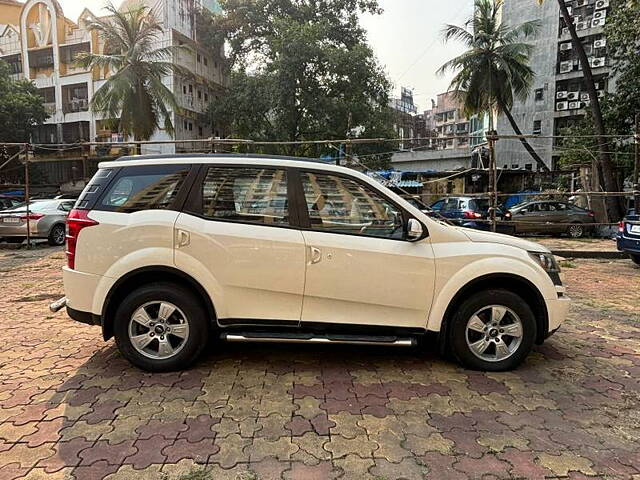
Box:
[449,289,537,371]
[48,224,66,246]
[630,254,640,266]
[113,282,210,372]
[567,223,584,238]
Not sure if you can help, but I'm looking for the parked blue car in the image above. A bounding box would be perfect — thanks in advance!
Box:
[617,201,640,265]
[430,197,510,233]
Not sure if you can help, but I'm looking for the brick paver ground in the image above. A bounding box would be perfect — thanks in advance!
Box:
[0,247,639,480]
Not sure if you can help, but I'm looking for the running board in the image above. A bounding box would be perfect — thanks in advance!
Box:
[221,331,416,347]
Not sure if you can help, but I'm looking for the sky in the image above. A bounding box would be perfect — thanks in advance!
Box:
[57,0,473,114]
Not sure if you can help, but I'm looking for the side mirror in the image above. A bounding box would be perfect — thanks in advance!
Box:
[406,218,423,240]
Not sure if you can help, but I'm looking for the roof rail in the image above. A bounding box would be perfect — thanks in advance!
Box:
[113,153,331,164]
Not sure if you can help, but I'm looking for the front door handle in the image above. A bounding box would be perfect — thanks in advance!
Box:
[177,229,190,248]
[309,246,322,264]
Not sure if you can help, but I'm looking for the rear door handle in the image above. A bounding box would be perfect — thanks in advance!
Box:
[309,246,322,264]
[177,229,190,248]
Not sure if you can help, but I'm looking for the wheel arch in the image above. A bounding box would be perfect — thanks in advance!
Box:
[101,266,217,340]
[436,273,549,354]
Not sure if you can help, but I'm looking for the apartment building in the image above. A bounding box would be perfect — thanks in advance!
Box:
[496,0,612,170]
[0,0,227,153]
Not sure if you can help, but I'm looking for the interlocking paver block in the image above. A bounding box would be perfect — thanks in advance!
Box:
[536,452,596,476]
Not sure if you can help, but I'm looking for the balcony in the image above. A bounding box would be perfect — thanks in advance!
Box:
[63,98,89,113]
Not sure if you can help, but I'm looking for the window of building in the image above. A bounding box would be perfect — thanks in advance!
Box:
[511,164,519,169]
[204,57,208,66]
[533,120,542,135]
[525,163,533,171]
[182,85,187,94]
[200,167,289,225]
[198,126,203,136]
[301,172,404,239]
[99,165,189,213]
[188,84,193,94]
[188,122,193,131]
[183,120,188,130]
[534,88,544,101]
[204,93,209,102]
[197,53,201,63]
[197,90,202,100]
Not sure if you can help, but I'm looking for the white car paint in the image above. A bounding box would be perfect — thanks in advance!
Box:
[62,156,569,347]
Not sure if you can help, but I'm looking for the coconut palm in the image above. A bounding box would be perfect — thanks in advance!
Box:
[438,0,548,172]
[76,2,185,150]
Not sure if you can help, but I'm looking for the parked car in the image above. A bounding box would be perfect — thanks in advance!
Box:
[0,199,75,245]
[616,200,639,265]
[52,154,569,372]
[430,196,507,232]
[505,201,596,238]
[0,196,21,211]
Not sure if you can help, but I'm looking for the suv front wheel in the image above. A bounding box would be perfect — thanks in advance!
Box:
[113,282,209,372]
[449,289,537,371]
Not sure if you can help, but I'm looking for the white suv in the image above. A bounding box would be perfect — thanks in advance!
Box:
[56,154,569,372]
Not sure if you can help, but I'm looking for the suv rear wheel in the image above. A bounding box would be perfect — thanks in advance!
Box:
[449,289,537,371]
[113,282,209,372]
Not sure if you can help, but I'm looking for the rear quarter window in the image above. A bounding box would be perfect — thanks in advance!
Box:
[96,165,190,213]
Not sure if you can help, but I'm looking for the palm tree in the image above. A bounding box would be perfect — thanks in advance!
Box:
[76,2,185,151]
[438,0,548,172]
[536,0,620,221]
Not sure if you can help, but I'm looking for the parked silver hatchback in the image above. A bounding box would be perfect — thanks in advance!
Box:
[0,199,75,245]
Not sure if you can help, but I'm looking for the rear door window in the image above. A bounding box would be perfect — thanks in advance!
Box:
[98,165,190,213]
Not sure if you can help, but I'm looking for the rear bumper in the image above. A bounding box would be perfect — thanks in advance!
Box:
[0,223,45,237]
[67,306,101,326]
[62,266,103,315]
[617,235,640,254]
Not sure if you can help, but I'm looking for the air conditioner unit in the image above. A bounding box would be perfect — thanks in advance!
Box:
[591,56,606,67]
[556,91,568,99]
[560,61,573,73]
[593,10,607,19]
[569,101,581,109]
[591,17,606,27]
[560,42,573,51]
[593,39,606,48]
[573,15,583,24]
[580,92,590,101]
[557,101,569,111]
[595,0,609,8]
[567,91,580,100]
[575,21,587,30]
[561,27,569,36]
[597,90,605,98]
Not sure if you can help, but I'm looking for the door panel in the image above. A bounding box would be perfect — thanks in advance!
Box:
[174,166,306,322]
[174,214,306,321]
[297,170,435,328]
[300,231,435,328]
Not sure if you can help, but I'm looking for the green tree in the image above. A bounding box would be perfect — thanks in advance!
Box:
[206,0,395,163]
[438,0,548,172]
[0,61,48,143]
[76,2,185,148]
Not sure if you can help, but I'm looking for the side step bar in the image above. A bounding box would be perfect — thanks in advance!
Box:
[221,331,416,347]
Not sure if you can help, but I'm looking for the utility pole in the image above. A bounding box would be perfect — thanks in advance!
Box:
[487,130,498,232]
[634,113,639,214]
[24,144,31,248]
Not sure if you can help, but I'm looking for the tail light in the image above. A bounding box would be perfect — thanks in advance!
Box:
[587,211,596,218]
[19,213,45,221]
[66,209,99,269]
[505,211,512,219]
[463,210,483,219]
[618,221,624,233]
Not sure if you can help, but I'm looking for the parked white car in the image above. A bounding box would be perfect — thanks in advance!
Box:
[53,155,569,372]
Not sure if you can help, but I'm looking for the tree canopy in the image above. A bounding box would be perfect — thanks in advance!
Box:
[0,61,48,143]
[206,0,395,161]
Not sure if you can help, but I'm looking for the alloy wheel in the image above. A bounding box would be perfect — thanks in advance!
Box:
[128,301,190,360]
[465,305,524,362]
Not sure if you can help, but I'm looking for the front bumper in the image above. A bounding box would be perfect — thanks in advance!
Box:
[617,235,640,254]
[546,286,571,333]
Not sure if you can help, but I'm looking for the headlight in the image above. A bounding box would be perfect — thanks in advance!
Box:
[529,251,562,285]
[528,251,560,273]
